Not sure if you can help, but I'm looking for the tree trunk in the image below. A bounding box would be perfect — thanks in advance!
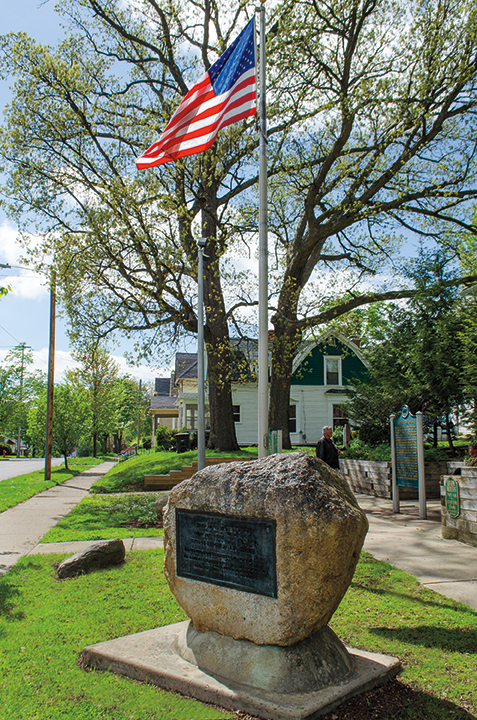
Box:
[200,184,239,452]
[92,432,97,458]
[445,412,456,456]
[63,452,69,470]
[268,317,303,450]
[203,260,239,451]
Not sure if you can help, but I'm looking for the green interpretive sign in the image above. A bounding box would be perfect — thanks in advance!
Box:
[393,406,419,488]
[445,477,460,519]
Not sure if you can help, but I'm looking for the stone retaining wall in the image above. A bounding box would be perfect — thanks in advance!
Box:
[340,459,449,499]
[340,460,392,498]
[441,468,477,548]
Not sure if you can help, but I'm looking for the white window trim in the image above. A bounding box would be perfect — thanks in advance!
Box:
[288,404,297,434]
[324,356,342,386]
[233,404,242,424]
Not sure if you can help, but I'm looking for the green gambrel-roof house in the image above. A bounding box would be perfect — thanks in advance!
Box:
[230,331,369,446]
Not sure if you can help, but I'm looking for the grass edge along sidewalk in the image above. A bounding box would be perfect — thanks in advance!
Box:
[0,457,107,513]
[0,550,475,720]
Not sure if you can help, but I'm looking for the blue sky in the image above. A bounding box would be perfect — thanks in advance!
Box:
[0,0,169,384]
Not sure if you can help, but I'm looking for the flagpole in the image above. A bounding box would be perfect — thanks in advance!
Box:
[257,3,268,458]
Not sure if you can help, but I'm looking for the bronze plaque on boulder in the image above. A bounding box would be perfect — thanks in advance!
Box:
[176,509,277,598]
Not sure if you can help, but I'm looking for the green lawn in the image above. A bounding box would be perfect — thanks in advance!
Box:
[91,447,259,493]
[330,553,477,718]
[0,550,231,720]
[41,492,165,543]
[0,458,105,513]
[0,550,475,719]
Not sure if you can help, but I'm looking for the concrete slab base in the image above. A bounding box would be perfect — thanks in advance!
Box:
[81,621,401,720]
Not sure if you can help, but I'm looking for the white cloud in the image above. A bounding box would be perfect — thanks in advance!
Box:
[0,344,170,385]
[111,354,171,384]
[0,220,49,300]
[4,273,49,300]
[0,221,23,264]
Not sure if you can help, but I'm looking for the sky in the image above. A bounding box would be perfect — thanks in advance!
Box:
[0,0,172,384]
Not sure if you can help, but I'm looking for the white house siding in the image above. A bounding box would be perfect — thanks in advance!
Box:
[232,384,259,445]
[289,386,351,447]
[232,383,351,446]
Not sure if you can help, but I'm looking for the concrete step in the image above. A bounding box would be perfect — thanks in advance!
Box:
[144,456,251,490]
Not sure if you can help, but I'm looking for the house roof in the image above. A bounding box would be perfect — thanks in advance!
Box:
[292,330,369,372]
[175,353,198,381]
[151,394,178,410]
[155,377,176,395]
[151,375,177,410]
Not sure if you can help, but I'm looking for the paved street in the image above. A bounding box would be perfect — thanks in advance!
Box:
[0,457,63,481]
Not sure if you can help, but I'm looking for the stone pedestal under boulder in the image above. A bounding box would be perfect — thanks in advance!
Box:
[163,452,368,646]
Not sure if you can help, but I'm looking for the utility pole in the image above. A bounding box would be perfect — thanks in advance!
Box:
[16,343,32,458]
[45,273,56,482]
[137,378,142,452]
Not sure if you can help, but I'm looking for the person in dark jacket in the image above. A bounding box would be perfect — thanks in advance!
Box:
[316,425,340,469]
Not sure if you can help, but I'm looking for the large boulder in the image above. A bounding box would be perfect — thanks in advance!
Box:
[163,452,368,646]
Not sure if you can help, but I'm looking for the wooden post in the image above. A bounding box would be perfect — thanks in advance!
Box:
[45,273,56,482]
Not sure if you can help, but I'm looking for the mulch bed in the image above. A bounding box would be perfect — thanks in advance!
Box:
[232,678,473,719]
[120,518,163,529]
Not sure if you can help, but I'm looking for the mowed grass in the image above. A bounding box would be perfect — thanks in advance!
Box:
[0,458,105,512]
[0,550,476,719]
[329,552,477,718]
[0,549,232,720]
[41,493,165,543]
[91,447,259,494]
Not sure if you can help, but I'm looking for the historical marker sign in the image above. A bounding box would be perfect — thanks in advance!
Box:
[445,477,460,518]
[176,509,277,598]
[393,406,419,488]
[391,405,426,519]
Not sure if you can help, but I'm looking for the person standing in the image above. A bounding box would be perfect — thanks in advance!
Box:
[465,443,477,467]
[316,425,340,469]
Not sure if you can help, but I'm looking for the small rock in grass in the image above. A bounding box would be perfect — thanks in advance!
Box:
[56,539,126,579]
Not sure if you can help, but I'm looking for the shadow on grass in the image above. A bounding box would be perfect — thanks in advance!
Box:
[52,467,84,483]
[370,625,477,653]
[0,576,24,622]
[318,677,475,720]
[351,581,477,616]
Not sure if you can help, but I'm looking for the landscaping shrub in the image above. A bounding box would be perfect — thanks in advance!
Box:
[155,424,173,450]
[369,443,392,462]
[423,445,450,462]
[339,437,372,459]
[331,425,344,445]
[0,442,13,456]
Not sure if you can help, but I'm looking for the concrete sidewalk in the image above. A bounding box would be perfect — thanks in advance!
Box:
[0,461,114,576]
[358,495,477,610]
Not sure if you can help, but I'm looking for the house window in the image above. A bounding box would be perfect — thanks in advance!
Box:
[185,405,198,429]
[288,405,297,433]
[333,405,348,428]
[324,357,341,385]
[233,405,241,423]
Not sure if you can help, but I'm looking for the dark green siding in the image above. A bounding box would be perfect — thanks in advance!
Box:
[291,340,367,386]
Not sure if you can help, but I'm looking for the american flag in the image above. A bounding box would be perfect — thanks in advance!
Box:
[136,19,256,169]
